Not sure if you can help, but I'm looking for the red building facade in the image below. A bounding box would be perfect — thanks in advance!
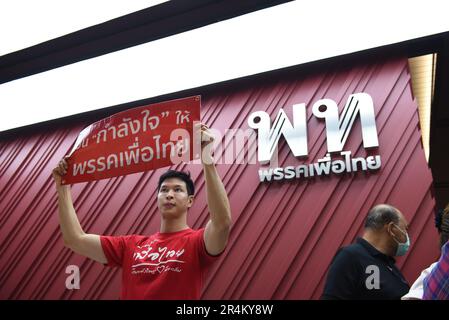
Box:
[0,56,438,299]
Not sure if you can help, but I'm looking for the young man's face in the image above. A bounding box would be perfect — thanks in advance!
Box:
[157,177,193,218]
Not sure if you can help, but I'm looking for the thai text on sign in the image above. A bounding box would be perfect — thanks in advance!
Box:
[62,96,201,185]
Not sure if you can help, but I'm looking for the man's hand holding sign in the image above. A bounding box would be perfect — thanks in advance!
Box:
[61,96,201,184]
[52,96,232,300]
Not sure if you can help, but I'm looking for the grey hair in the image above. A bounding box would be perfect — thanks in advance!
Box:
[364,204,400,230]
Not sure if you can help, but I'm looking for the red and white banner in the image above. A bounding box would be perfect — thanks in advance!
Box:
[62,96,201,185]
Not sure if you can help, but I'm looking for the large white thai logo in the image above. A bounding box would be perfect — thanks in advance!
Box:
[248,93,381,182]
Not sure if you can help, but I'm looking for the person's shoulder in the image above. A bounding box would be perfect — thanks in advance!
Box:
[341,242,365,254]
[333,242,366,262]
[121,234,155,244]
[184,228,204,237]
[181,228,206,243]
[157,228,200,241]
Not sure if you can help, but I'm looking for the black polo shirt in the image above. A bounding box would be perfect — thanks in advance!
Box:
[321,237,410,300]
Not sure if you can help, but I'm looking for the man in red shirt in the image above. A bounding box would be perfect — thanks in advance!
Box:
[52,124,231,299]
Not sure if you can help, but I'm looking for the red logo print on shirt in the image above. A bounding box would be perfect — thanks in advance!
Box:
[131,240,185,275]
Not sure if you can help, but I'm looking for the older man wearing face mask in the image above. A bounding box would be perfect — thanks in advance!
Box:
[321,204,410,300]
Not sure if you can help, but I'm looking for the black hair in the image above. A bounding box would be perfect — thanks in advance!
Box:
[435,204,449,248]
[364,204,400,230]
[157,170,195,196]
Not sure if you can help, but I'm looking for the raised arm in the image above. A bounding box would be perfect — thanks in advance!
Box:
[53,158,107,264]
[201,124,232,256]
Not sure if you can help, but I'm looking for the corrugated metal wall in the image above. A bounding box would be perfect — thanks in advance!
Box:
[0,57,438,299]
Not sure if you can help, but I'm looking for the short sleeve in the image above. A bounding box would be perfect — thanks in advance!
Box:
[192,228,224,267]
[100,235,127,267]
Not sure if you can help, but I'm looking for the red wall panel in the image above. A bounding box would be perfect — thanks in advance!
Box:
[0,57,438,299]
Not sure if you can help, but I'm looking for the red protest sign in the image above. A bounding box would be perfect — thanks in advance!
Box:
[62,96,201,185]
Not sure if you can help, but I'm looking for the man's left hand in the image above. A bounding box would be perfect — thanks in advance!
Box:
[200,123,215,165]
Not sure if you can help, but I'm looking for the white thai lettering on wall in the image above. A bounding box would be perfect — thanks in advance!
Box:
[248,93,381,182]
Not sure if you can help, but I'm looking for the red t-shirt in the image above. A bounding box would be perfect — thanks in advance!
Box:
[100,228,221,300]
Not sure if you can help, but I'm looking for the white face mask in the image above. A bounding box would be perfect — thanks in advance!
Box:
[392,224,410,256]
